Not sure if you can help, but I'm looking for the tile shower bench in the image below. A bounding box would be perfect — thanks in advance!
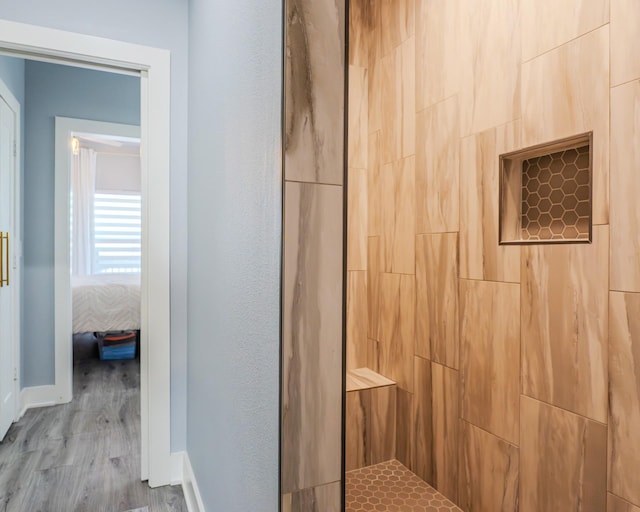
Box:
[346,368,397,471]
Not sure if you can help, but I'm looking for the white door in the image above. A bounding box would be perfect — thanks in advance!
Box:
[0,94,16,441]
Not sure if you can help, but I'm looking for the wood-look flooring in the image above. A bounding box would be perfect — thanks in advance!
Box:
[0,333,186,512]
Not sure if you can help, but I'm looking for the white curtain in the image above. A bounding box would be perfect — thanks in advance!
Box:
[71,147,97,275]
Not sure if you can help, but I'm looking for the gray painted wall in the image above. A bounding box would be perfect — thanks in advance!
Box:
[23,61,140,384]
[0,0,189,451]
[187,0,282,510]
[0,55,24,107]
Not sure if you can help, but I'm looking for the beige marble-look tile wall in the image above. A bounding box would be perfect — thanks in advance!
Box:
[607,6,640,501]
[345,387,368,471]
[609,292,640,506]
[610,81,640,292]
[520,396,607,512]
[430,362,459,503]
[395,387,414,471]
[345,384,396,471]
[282,481,342,512]
[459,121,521,283]
[376,272,414,393]
[415,233,459,368]
[415,0,461,111]
[343,1,638,511]
[282,182,343,494]
[380,156,415,274]
[415,96,460,234]
[412,356,433,484]
[281,0,345,509]
[460,280,520,445]
[521,225,609,423]
[347,271,367,370]
[458,421,519,512]
[459,0,521,137]
[521,25,609,224]
[362,0,419,480]
[609,494,640,512]
[284,0,344,185]
[610,0,640,87]
[520,0,609,61]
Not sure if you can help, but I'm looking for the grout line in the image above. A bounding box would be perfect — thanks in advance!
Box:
[458,276,520,286]
[424,357,460,374]
[607,493,640,509]
[520,393,608,427]
[521,22,610,64]
[459,418,520,449]
[415,93,458,116]
[606,12,612,487]
[374,271,416,277]
[415,230,461,236]
[283,179,344,187]
[610,77,640,90]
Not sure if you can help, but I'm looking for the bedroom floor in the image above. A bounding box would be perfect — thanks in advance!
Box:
[0,333,187,512]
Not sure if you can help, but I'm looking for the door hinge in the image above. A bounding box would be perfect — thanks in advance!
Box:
[13,140,16,157]
[13,368,17,382]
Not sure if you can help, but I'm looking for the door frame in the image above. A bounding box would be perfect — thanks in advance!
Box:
[0,19,172,487]
[0,76,21,434]
[54,117,140,399]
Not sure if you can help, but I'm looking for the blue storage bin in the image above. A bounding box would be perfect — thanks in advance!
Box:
[99,340,136,360]
[97,331,137,360]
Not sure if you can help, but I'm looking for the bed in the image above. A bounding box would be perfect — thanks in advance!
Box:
[71,273,141,334]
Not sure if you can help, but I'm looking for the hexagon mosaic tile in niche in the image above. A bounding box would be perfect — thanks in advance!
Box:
[346,459,462,512]
[521,145,590,241]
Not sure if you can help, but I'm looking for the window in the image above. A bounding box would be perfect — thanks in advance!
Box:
[93,192,141,273]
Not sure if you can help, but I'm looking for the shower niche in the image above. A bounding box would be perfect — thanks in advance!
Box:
[499,132,592,244]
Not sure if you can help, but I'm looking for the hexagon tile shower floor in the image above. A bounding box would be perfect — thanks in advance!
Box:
[346,460,462,512]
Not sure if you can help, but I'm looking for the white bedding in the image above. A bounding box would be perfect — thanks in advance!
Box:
[71,273,141,333]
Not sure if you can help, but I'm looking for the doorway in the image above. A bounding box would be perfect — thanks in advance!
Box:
[54,117,142,406]
[0,19,172,487]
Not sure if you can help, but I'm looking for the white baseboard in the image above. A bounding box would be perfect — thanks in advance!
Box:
[18,385,64,419]
[182,452,206,512]
[170,451,185,485]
